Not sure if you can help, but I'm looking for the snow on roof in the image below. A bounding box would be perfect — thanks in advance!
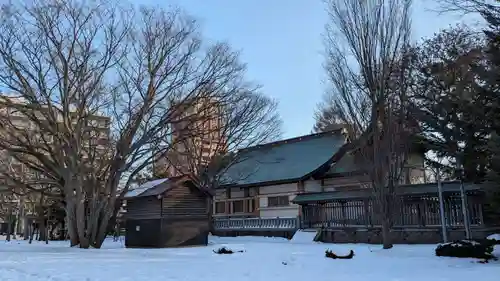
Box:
[124,178,169,198]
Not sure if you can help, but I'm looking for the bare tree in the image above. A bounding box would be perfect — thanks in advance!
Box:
[322,0,414,249]
[0,0,265,248]
[154,87,282,226]
[435,0,499,14]
[160,90,282,184]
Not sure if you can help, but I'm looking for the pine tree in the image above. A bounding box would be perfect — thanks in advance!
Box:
[481,3,500,224]
[410,26,492,182]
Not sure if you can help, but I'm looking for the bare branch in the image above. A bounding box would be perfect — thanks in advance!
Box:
[321,0,414,249]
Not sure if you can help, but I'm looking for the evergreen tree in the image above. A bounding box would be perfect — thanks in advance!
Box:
[481,4,500,223]
[410,26,493,182]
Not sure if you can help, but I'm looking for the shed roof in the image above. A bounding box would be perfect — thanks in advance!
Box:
[292,181,482,204]
[123,175,211,199]
[218,130,346,188]
[124,178,169,198]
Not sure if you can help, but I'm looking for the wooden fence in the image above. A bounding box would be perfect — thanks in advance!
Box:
[211,183,499,243]
[300,193,485,229]
[213,217,298,231]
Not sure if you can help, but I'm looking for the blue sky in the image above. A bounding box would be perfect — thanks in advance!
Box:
[141,0,480,139]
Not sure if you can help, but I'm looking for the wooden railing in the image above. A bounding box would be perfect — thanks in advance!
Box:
[213,217,298,231]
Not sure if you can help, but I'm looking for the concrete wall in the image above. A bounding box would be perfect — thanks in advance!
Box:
[259,183,299,218]
[211,226,500,244]
[322,176,370,191]
[211,230,295,239]
[304,180,322,192]
[318,227,500,244]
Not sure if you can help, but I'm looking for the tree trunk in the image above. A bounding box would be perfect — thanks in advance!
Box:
[380,192,394,249]
[38,221,46,241]
[23,217,29,240]
[76,201,89,248]
[29,223,35,244]
[11,215,17,240]
[64,198,80,246]
[381,219,393,249]
[45,207,51,244]
[208,197,214,234]
[94,207,113,249]
[88,201,104,247]
[67,218,79,246]
[6,210,12,242]
[16,196,24,238]
[38,209,46,242]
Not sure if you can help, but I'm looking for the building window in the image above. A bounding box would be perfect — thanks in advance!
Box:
[202,147,211,154]
[232,200,244,213]
[214,202,225,214]
[267,196,290,207]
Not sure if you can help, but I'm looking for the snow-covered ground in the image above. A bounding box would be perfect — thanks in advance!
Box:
[0,235,499,281]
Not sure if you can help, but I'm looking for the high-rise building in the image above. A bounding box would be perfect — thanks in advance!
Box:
[0,94,111,178]
[0,94,111,236]
[154,97,225,178]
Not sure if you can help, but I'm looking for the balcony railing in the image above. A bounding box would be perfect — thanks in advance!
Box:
[213,216,298,231]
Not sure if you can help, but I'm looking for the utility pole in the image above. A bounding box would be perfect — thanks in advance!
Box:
[436,166,448,243]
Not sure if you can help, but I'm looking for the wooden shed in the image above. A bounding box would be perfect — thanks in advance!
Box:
[122,175,212,248]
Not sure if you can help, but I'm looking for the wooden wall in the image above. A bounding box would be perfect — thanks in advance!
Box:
[124,181,210,248]
[160,218,209,247]
[162,182,208,217]
[125,197,161,219]
[125,219,161,248]
[160,181,210,247]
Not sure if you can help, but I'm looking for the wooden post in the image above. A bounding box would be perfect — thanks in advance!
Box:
[225,188,231,216]
[297,181,305,193]
[253,187,260,216]
[363,199,371,226]
[340,201,347,226]
[159,195,163,246]
[459,180,472,239]
[437,169,448,242]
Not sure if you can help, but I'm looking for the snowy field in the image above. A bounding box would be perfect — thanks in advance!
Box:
[1,234,499,281]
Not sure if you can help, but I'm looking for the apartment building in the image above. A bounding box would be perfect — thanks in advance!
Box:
[154,96,225,177]
[0,95,111,235]
[0,95,111,168]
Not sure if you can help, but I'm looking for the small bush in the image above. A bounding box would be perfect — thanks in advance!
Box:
[213,247,244,254]
[325,249,354,259]
[435,240,497,260]
[487,234,500,244]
